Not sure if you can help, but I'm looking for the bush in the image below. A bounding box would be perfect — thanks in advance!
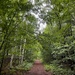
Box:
[44,64,75,75]
[15,61,33,71]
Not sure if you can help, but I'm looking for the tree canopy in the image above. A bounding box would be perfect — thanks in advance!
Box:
[0,0,75,75]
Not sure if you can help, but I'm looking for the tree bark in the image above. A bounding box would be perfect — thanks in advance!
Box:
[19,45,22,64]
[10,55,14,68]
[0,44,6,75]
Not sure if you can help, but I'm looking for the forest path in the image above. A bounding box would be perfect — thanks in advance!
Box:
[24,60,52,75]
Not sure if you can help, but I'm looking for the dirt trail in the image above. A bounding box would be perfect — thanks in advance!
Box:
[25,60,52,75]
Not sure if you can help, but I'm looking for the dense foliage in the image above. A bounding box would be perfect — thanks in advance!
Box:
[0,0,75,75]
[39,0,75,75]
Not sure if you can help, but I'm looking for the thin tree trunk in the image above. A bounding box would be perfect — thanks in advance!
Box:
[19,45,22,64]
[0,34,6,51]
[0,45,6,75]
[21,48,24,64]
[10,55,14,68]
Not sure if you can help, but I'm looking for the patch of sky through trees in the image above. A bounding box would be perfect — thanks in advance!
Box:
[29,0,53,34]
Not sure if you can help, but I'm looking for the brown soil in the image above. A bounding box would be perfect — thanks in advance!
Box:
[2,60,52,75]
[24,60,52,75]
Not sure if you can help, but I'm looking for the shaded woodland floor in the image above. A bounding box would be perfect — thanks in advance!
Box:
[24,60,52,75]
[1,59,52,75]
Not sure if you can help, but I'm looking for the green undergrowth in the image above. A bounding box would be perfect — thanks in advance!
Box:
[44,64,74,75]
[2,61,33,75]
[15,61,33,71]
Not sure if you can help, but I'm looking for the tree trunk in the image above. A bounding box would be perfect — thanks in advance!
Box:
[19,45,22,64]
[10,55,14,68]
[0,45,6,75]
[21,48,24,64]
[0,34,6,51]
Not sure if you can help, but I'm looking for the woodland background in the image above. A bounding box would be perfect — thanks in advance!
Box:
[0,0,75,75]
